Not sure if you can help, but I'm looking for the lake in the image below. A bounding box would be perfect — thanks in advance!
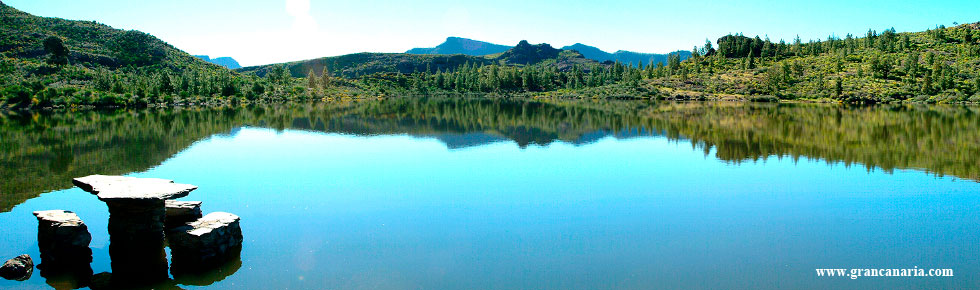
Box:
[1,98,979,289]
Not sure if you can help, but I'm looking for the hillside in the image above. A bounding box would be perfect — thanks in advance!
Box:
[0,4,223,72]
[194,55,242,69]
[406,37,511,56]
[651,24,980,103]
[562,43,692,66]
[0,2,251,108]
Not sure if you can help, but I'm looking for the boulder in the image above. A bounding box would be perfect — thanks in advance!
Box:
[0,254,33,281]
[33,210,92,267]
[168,212,243,269]
[165,200,203,228]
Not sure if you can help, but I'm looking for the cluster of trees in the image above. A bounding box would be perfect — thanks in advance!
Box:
[672,23,980,103]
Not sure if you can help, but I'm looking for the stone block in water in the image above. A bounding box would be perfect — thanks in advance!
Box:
[168,212,243,269]
[0,254,33,281]
[33,210,93,266]
[165,200,203,228]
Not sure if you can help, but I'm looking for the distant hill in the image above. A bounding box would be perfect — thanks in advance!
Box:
[562,43,691,66]
[194,55,241,69]
[406,37,511,56]
[405,37,690,67]
[237,53,495,78]
[240,40,600,78]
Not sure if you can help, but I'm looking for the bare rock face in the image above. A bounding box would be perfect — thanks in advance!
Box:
[33,210,93,266]
[0,254,33,281]
[72,175,198,203]
[165,200,203,229]
[168,212,243,270]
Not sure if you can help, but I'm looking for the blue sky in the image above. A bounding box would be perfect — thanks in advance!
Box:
[5,0,977,66]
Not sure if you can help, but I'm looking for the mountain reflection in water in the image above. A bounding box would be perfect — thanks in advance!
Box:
[1,98,978,212]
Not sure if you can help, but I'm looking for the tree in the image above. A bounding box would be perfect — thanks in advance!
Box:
[834,78,843,98]
[869,54,891,79]
[43,36,70,65]
[307,69,317,89]
[703,39,715,56]
[320,67,331,89]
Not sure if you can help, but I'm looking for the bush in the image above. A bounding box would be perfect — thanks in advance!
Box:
[93,93,128,107]
[1,85,33,107]
[969,94,980,103]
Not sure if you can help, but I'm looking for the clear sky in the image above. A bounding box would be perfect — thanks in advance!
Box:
[5,0,978,67]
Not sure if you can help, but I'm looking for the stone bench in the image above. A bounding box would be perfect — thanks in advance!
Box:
[168,212,243,270]
[33,210,93,268]
[165,200,203,229]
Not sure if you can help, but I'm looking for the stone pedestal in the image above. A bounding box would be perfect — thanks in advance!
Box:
[72,175,197,286]
[168,212,243,271]
[106,200,169,283]
[33,210,92,269]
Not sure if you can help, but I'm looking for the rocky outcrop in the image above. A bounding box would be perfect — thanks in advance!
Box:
[168,212,243,270]
[165,200,203,229]
[497,40,561,65]
[73,175,198,285]
[0,254,33,281]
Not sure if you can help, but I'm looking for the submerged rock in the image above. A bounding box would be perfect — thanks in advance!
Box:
[168,212,243,269]
[165,200,203,229]
[33,210,93,267]
[0,254,33,281]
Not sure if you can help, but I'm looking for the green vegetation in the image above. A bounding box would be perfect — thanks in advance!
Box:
[657,25,980,103]
[1,1,979,110]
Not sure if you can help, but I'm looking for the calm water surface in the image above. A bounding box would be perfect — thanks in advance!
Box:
[1,99,979,289]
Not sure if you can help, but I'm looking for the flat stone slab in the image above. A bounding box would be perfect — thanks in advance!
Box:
[72,175,197,202]
[34,210,86,227]
[165,201,203,228]
[177,212,241,237]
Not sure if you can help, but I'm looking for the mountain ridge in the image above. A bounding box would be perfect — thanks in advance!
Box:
[405,37,689,67]
[406,37,511,56]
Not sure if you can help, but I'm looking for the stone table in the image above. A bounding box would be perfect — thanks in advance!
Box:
[72,175,198,285]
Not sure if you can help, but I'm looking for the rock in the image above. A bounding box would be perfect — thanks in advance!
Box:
[168,212,243,269]
[72,175,199,284]
[165,201,203,228]
[0,254,33,281]
[33,210,92,267]
[72,175,198,203]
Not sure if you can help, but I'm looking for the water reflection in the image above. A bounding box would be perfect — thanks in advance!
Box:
[1,99,978,212]
[172,252,242,286]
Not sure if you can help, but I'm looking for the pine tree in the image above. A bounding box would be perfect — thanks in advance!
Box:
[834,78,843,98]
[320,67,331,89]
[307,69,317,89]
